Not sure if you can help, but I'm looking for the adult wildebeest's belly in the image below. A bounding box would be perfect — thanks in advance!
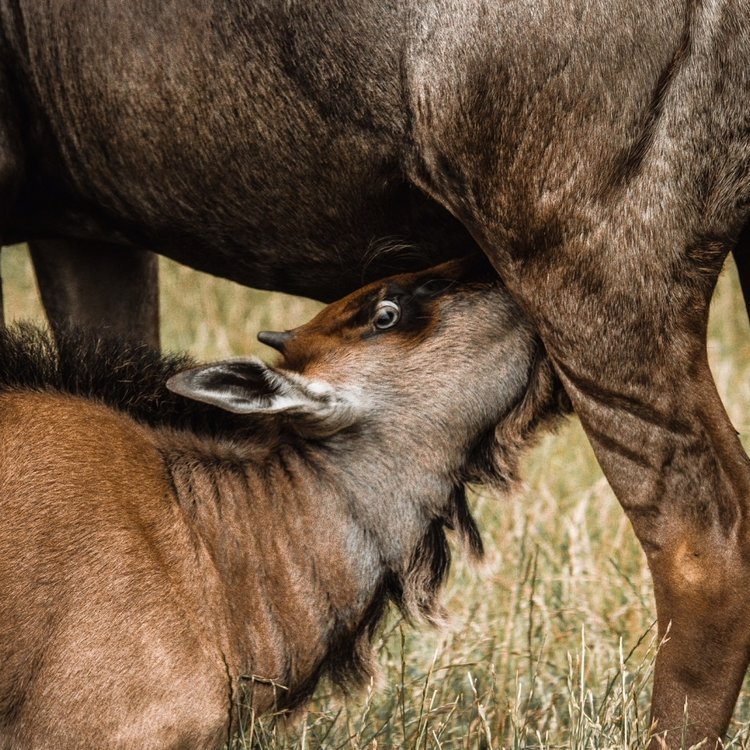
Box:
[2,0,749,294]
[0,0,479,301]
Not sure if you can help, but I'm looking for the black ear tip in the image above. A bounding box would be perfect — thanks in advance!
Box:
[258,330,292,352]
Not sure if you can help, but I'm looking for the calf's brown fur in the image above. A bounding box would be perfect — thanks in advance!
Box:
[0,258,560,749]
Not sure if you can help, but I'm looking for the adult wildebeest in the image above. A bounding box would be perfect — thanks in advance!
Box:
[0,258,561,749]
[0,1,749,745]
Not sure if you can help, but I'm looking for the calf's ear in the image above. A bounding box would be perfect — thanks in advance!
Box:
[166,357,361,436]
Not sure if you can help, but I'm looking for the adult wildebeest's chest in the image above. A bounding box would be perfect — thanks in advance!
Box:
[0,0,478,299]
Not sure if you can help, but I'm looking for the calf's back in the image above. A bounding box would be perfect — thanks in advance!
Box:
[0,392,231,749]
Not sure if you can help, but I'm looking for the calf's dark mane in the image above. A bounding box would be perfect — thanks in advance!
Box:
[0,323,252,437]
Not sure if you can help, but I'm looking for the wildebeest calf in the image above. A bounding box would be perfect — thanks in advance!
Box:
[0,257,560,750]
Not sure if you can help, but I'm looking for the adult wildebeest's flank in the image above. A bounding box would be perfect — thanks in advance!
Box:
[0,0,749,745]
[0,259,561,750]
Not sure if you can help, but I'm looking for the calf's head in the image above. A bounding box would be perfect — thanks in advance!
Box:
[168,255,562,489]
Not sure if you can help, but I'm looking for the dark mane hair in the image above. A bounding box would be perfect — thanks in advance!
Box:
[0,323,252,436]
[286,483,484,706]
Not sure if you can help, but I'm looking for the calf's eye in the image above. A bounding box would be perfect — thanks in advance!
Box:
[373,300,401,330]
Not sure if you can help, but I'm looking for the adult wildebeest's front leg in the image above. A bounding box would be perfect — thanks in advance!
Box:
[29,239,160,349]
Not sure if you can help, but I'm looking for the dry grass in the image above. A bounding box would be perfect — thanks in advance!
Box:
[2,244,749,749]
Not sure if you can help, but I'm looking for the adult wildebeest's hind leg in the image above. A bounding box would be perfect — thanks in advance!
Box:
[406,4,750,738]
[29,239,160,349]
[732,223,750,325]
[485,235,750,747]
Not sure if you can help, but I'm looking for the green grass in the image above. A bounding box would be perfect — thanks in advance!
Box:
[2,245,749,749]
